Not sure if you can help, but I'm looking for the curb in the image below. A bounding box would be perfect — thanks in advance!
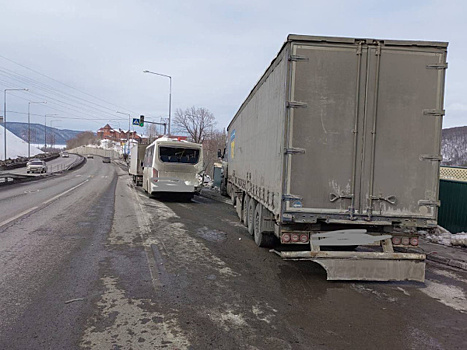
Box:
[395,246,467,271]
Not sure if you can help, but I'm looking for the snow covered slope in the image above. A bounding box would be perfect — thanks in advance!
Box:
[0,125,43,160]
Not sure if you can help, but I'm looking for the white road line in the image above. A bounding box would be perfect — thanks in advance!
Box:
[0,179,90,228]
[43,179,89,204]
[0,206,39,228]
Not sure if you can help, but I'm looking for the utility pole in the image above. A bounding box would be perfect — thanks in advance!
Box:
[28,101,46,158]
[143,70,172,136]
[44,114,58,151]
[117,111,132,153]
[3,88,28,160]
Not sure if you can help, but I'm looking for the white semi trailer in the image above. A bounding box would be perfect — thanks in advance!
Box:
[221,34,448,281]
[129,144,147,186]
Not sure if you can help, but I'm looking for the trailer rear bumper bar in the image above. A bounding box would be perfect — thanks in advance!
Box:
[271,250,426,282]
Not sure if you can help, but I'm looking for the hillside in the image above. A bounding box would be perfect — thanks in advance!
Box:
[0,125,42,160]
[6,122,82,146]
[441,126,467,166]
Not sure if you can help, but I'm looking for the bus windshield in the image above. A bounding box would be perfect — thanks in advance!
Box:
[159,146,200,164]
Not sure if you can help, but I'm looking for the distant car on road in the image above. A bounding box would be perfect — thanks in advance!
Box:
[27,160,48,174]
[102,157,111,163]
[87,154,94,159]
[61,152,69,158]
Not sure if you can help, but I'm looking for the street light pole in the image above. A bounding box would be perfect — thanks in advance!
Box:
[116,111,132,142]
[3,88,28,160]
[44,114,58,151]
[28,101,47,158]
[143,70,172,136]
[50,120,61,149]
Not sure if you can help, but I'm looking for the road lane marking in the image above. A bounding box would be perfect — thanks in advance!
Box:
[43,179,89,205]
[0,179,90,228]
[0,206,39,228]
[24,190,40,194]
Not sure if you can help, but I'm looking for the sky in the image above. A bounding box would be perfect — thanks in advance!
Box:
[0,0,466,134]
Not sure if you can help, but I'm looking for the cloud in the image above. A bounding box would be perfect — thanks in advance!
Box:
[0,0,465,131]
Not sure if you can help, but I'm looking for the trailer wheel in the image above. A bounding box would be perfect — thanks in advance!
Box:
[247,198,256,235]
[236,192,243,221]
[242,194,250,226]
[253,203,275,248]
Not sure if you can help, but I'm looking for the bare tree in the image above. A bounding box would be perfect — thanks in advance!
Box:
[145,123,159,143]
[66,131,99,149]
[173,106,215,143]
[203,128,227,177]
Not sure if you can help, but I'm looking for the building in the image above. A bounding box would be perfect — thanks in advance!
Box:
[97,124,141,142]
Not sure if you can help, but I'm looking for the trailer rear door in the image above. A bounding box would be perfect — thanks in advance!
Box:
[285,39,447,221]
[360,43,446,220]
[285,40,366,214]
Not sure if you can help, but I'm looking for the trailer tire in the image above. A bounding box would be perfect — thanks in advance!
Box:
[236,193,243,221]
[242,194,250,226]
[247,198,256,235]
[253,203,275,248]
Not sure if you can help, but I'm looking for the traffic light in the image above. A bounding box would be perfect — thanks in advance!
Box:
[139,115,144,127]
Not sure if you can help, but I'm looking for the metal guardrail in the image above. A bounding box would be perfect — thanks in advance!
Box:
[0,153,60,171]
[0,173,36,186]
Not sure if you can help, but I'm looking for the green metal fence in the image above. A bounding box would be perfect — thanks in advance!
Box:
[439,166,467,233]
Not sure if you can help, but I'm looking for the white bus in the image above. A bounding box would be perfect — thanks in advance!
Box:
[142,137,203,199]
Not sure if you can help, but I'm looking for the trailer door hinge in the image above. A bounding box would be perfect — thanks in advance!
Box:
[418,199,441,207]
[426,63,448,70]
[289,54,309,62]
[284,147,306,155]
[329,193,353,202]
[423,109,445,117]
[287,101,308,109]
[420,154,443,162]
[370,195,396,205]
[283,194,303,201]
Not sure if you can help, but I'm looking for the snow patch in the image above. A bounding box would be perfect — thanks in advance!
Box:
[206,308,248,332]
[80,276,190,348]
[251,303,278,324]
[420,227,467,247]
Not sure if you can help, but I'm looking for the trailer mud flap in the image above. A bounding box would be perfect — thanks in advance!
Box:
[272,251,425,282]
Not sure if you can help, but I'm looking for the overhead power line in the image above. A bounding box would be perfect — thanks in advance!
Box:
[0,53,137,115]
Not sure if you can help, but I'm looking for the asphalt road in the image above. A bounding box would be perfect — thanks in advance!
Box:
[0,154,80,177]
[0,159,466,350]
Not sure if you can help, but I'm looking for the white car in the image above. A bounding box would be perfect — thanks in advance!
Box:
[61,152,69,158]
[27,160,48,174]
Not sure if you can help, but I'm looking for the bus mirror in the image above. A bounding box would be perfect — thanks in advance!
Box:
[217,149,222,158]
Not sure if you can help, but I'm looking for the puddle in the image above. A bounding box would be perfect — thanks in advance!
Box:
[195,227,227,242]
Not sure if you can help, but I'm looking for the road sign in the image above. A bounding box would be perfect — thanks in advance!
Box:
[132,118,140,126]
